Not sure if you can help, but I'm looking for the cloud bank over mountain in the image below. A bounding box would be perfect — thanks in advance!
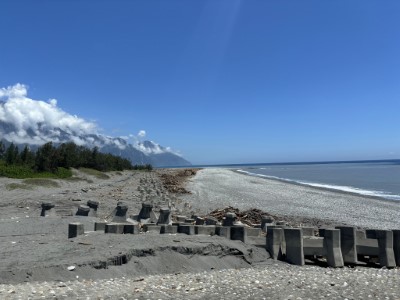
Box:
[0,84,97,145]
[0,84,190,167]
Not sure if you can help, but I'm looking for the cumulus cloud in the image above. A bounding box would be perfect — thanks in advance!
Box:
[136,141,165,155]
[0,83,98,145]
[0,83,181,156]
[138,130,146,138]
[135,140,182,156]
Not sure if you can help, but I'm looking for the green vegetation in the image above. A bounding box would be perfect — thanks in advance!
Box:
[79,167,110,179]
[0,141,142,179]
[132,164,153,171]
[23,178,59,188]
[6,183,33,191]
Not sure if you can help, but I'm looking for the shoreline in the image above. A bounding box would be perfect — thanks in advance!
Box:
[232,168,400,204]
[182,168,400,230]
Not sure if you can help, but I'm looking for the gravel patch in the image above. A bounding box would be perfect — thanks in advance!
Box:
[1,264,399,299]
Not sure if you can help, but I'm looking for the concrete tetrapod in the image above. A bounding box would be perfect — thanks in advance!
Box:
[112,202,129,223]
[157,207,172,225]
[75,205,90,216]
[40,202,56,217]
[87,200,99,217]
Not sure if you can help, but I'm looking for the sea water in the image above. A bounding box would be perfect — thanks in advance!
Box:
[234,160,400,201]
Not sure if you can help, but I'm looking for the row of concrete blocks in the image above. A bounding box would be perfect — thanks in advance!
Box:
[41,201,99,217]
[266,226,400,268]
[68,222,262,241]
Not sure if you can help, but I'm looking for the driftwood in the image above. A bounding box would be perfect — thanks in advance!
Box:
[206,206,277,227]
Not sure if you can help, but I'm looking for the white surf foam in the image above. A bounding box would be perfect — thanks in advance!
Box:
[236,169,400,201]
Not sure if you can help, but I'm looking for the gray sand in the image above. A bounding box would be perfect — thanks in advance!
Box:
[182,168,400,229]
[1,168,400,299]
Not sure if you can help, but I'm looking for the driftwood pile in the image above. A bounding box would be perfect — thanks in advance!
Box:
[157,169,200,194]
[207,206,277,227]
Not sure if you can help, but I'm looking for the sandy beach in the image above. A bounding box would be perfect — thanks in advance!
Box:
[0,168,399,299]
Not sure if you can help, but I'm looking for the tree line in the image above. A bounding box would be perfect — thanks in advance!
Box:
[0,141,148,174]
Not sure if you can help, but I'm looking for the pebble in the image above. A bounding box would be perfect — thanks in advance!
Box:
[0,265,399,299]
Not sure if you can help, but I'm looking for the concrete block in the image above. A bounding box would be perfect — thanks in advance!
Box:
[94,222,107,231]
[356,230,366,242]
[263,223,275,232]
[303,237,324,256]
[261,216,275,232]
[324,229,344,267]
[184,218,195,224]
[301,227,315,237]
[175,215,187,222]
[318,228,329,237]
[75,205,90,216]
[124,224,140,234]
[215,226,231,239]
[375,230,396,268]
[230,225,247,243]
[105,223,125,234]
[336,226,357,264]
[266,227,284,260]
[393,230,400,266]
[195,225,216,235]
[68,223,84,238]
[178,224,195,235]
[143,224,161,233]
[365,229,377,239]
[195,217,205,225]
[246,227,261,237]
[222,212,236,227]
[284,228,304,266]
[160,225,178,234]
[205,216,219,226]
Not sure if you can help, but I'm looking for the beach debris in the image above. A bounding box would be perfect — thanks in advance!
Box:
[207,206,276,227]
[157,169,199,194]
[67,266,76,271]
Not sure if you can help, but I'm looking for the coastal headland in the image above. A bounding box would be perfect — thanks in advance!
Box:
[0,168,399,299]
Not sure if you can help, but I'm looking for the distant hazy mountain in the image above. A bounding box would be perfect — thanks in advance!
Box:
[0,121,191,167]
[0,84,191,167]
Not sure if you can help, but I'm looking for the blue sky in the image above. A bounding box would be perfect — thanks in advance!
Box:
[1,0,399,165]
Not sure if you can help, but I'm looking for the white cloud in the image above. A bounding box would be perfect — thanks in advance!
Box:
[0,83,98,145]
[138,130,146,138]
[0,83,184,156]
[0,83,28,98]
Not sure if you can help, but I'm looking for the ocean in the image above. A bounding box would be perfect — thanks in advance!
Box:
[231,160,400,201]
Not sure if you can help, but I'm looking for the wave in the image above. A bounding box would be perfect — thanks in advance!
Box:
[236,169,400,201]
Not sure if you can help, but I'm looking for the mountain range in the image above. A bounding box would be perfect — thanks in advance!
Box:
[0,84,191,167]
[0,121,191,167]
